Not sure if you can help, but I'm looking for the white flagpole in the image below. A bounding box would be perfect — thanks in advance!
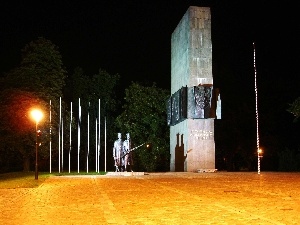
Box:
[78,98,81,173]
[95,118,98,172]
[50,100,52,173]
[253,42,261,174]
[98,99,101,173]
[87,102,90,173]
[62,117,64,172]
[59,97,61,173]
[69,102,72,173]
[105,116,107,172]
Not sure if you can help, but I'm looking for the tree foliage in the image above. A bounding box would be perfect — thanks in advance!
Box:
[116,82,170,172]
[287,97,300,122]
[0,88,50,171]
[0,37,67,172]
[66,67,120,114]
[4,37,66,100]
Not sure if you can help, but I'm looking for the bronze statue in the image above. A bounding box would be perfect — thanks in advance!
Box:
[123,133,133,172]
[113,133,123,172]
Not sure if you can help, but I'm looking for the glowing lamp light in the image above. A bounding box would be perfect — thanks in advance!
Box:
[31,109,43,123]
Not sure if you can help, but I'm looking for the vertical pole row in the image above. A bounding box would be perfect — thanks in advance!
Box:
[50,98,104,173]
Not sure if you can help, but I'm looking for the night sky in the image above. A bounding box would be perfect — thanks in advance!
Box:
[1,1,299,152]
[1,1,297,88]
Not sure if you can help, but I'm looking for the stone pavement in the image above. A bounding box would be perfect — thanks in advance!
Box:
[0,172,300,224]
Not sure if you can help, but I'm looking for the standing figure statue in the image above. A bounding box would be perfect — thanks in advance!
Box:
[123,133,133,172]
[113,133,123,172]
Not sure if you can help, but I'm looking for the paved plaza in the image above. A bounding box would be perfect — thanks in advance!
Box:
[0,172,300,224]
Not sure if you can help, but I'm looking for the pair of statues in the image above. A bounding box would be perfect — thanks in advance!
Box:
[113,133,133,172]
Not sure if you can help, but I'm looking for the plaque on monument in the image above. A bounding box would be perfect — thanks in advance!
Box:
[194,84,212,119]
[187,85,212,119]
[180,86,187,120]
[169,87,188,126]
[171,90,180,125]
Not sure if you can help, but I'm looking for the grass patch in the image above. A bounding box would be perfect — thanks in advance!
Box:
[0,171,107,189]
[54,171,107,176]
[0,172,53,189]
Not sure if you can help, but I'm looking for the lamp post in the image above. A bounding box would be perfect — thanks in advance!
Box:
[31,109,43,180]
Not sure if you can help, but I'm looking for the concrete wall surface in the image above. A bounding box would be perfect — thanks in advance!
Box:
[170,6,215,172]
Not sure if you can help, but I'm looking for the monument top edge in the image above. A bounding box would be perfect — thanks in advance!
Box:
[189,6,210,9]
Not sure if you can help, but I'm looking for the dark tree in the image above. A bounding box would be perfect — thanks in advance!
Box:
[0,37,67,172]
[116,82,170,172]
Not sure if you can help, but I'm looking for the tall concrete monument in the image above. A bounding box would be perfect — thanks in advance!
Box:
[168,6,221,172]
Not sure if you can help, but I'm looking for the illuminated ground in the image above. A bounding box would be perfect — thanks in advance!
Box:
[1,172,299,224]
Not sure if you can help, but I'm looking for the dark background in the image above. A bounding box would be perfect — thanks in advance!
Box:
[1,1,298,88]
[1,0,299,170]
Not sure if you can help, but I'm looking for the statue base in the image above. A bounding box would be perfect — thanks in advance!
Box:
[197,169,218,173]
[106,171,145,176]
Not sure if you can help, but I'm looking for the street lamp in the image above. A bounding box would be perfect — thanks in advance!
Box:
[31,109,43,180]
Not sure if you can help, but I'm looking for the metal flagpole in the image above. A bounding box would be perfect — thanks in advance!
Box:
[69,102,72,173]
[50,100,52,173]
[105,116,107,172]
[78,98,81,173]
[98,99,100,173]
[95,118,98,172]
[59,97,61,173]
[62,117,64,172]
[87,102,90,173]
[253,42,261,174]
